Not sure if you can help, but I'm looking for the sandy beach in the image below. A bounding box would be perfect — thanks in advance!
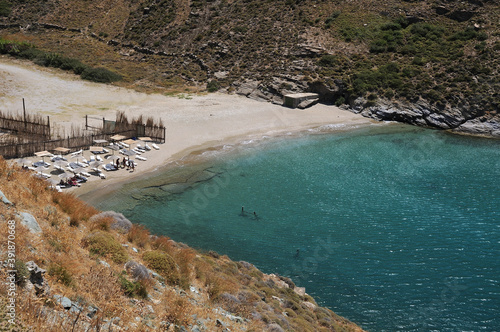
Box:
[1,56,377,199]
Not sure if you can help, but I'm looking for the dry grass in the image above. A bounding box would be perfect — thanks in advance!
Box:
[159,289,193,327]
[127,224,151,248]
[52,192,98,227]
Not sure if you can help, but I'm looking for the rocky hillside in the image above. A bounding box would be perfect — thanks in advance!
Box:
[0,157,363,331]
[0,0,499,136]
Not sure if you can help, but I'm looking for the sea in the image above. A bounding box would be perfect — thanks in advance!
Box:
[90,124,500,331]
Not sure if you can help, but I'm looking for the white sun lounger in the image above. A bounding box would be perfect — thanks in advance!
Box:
[136,156,147,161]
[152,143,160,150]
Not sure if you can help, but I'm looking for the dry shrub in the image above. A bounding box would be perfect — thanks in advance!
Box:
[151,235,174,253]
[160,289,193,326]
[82,231,129,264]
[91,211,132,233]
[88,215,113,232]
[52,192,98,226]
[79,265,125,318]
[127,224,150,248]
[48,262,74,287]
[205,272,238,302]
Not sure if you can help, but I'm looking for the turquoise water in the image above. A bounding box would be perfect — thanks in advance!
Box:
[94,125,500,331]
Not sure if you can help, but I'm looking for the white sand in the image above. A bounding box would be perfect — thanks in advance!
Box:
[0,56,377,197]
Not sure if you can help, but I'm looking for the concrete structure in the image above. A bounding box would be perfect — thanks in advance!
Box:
[283,93,319,109]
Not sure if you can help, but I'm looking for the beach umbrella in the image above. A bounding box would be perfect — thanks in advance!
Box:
[71,166,85,175]
[33,165,47,178]
[106,155,121,161]
[17,158,30,167]
[53,160,69,169]
[34,150,53,163]
[71,152,83,164]
[58,172,72,180]
[89,161,103,169]
[107,144,120,155]
[122,149,136,157]
[46,178,59,188]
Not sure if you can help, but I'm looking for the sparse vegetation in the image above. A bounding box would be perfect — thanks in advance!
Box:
[0,38,121,83]
[82,231,129,264]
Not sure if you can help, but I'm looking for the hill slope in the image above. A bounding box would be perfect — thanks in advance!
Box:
[0,0,499,136]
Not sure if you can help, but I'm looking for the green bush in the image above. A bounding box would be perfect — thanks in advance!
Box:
[80,67,122,83]
[48,263,74,287]
[143,250,179,285]
[82,231,129,264]
[207,79,220,92]
[14,260,29,287]
[318,54,338,67]
[0,1,11,17]
[324,11,341,28]
[118,272,148,298]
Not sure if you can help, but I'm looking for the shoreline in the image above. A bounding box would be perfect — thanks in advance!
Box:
[0,57,378,201]
[76,121,383,205]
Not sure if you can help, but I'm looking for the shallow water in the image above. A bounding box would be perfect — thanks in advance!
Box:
[94,125,500,331]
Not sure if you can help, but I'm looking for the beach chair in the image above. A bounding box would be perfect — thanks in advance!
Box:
[144,143,152,151]
[136,156,147,161]
[152,143,160,150]
[90,155,96,162]
[96,155,103,162]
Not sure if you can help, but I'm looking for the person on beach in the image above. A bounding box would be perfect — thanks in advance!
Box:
[131,161,135,171]
[122,157,127,168]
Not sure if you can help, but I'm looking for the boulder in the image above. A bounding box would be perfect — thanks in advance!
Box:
[0,190,13,206]
[18,212,42,234]
[297,98,319,109]
[235,80,259,97]
[453,117,500,137]
[447,10,476,22]
[124,260,150,281]
[90,211,132,233]
[53,295,72,309]
[267,323,285,332]
[25,261,49,295]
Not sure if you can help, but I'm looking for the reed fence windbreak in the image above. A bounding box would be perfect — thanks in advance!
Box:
[0,109,50,140]
[1,110,166,159]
